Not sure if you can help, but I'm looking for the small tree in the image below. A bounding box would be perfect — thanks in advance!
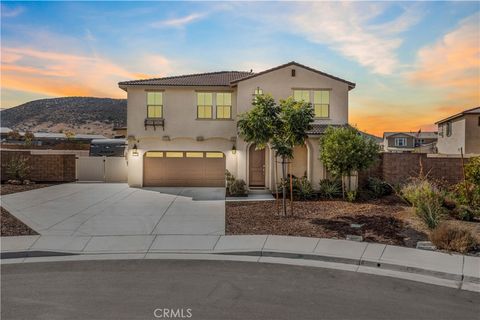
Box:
[64,130,75,141]
[238,94,314,215]
[7,129,21,141]
[24,131,35,147]
[319,126,379,197]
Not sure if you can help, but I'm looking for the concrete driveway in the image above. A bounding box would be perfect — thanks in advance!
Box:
[1,183,225,236]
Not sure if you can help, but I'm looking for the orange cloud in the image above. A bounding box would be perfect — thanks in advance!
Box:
[1,47,159,104]
[409,12,480,107]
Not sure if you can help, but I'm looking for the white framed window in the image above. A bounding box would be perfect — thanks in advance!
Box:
[395,138,407,147]
[216,92,232,119]
[147,92,163,118]
[197,92,213,119]
[293,89,330,118]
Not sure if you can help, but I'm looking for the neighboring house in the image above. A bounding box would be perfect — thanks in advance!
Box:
[2,131,107,146]
[0,127,12,141]
[113,126,127,138]
[118,61,355,189]
[435,107,480,155]
[89,139,127,157]
[383,131,438,153]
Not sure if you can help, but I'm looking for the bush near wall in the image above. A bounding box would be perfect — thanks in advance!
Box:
[1,150,76,182]
[359,153,470,187]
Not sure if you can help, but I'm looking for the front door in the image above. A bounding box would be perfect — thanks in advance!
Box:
[249,144,265,187]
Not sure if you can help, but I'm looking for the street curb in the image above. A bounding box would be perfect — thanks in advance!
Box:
[2,248,478,287]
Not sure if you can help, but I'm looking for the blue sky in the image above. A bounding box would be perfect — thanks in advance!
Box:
[1,1,479,135]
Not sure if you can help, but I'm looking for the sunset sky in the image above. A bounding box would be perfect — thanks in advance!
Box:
[1,1,479,136]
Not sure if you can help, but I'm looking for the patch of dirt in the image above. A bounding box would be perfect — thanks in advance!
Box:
[226,195,429,247]
[1,207,38,236]
[0,183,57,196]
[0,183,55,236]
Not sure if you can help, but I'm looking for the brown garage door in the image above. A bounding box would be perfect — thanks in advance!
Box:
[143,151,226,187]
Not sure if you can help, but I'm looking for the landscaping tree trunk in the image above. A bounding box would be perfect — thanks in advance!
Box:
[289,162,293,216]
[281,156,287,216]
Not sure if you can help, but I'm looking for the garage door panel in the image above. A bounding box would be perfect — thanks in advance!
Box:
[144,152,225,187]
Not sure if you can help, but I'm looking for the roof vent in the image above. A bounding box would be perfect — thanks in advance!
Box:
[291,69,296,77]
[162,135,170,141]
[196,136,204,141]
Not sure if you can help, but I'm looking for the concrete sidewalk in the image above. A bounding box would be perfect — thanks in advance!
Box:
[2,234,479,291]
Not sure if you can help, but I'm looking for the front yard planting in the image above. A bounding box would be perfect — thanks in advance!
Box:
[226,194,480,253]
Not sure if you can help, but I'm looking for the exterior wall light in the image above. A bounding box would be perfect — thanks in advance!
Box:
[231,144,236,154]
[132,144,139,156]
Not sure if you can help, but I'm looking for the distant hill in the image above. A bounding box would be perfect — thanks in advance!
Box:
[0,97,126,137]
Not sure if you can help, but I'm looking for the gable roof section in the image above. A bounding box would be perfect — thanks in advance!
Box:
[230,61,356,90]
[435,106,480,124]
[383,131,438,139]
[119,71,253,88]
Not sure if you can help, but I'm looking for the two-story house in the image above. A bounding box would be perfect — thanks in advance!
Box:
[382,131,438,153]
[118,61,355,189]
[436,107,480,155]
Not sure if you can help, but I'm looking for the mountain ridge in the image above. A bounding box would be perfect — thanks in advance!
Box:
[0,97,127,137]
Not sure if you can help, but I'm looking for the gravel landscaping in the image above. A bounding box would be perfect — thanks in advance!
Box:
[1,183,55,236]
[226,195,480,248]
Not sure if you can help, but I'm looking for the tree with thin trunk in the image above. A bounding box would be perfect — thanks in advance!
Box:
[319,126,380,198]
[238,94,314,216]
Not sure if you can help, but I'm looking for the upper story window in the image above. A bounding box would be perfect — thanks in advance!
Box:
[395,137,407,147]
[197,92,213,119]
[446,122,452,137]
[147,92,163,118]
[216,92,232,119]
[313,90,330,118]
[254,87,263,95]
[293,89,330,118]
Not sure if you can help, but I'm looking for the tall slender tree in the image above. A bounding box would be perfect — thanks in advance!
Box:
[238,94,314,215]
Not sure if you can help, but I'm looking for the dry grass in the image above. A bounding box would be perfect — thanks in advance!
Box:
[430,223,477,254]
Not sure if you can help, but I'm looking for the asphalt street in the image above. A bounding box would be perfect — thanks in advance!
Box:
[2,259,479,320]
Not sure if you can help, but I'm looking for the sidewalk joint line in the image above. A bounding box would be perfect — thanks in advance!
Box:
[46,187,136,232]
[68,188,139,235]
[149,192,181,235]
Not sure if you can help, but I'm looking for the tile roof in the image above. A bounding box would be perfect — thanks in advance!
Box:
[306,124,348,135]
[383,131,438,139]
[118,61,356,90]
[119,71,254,87]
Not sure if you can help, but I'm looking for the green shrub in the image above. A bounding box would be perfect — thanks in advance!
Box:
[293,176,315,200]
[366,177,392,198]
[453,205,479,221]
[451,181,480,208]
[465,156,480,186]
[225,170,247,196]
[6,157,30,181]
[430,223,477,253]
[319,179,342,199]
[401,179,446,229]
[346,190,357,202]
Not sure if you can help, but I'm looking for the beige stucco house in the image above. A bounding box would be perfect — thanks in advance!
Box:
[436,107,480,155]
[118,61,355,190]
[382,131,437,153]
